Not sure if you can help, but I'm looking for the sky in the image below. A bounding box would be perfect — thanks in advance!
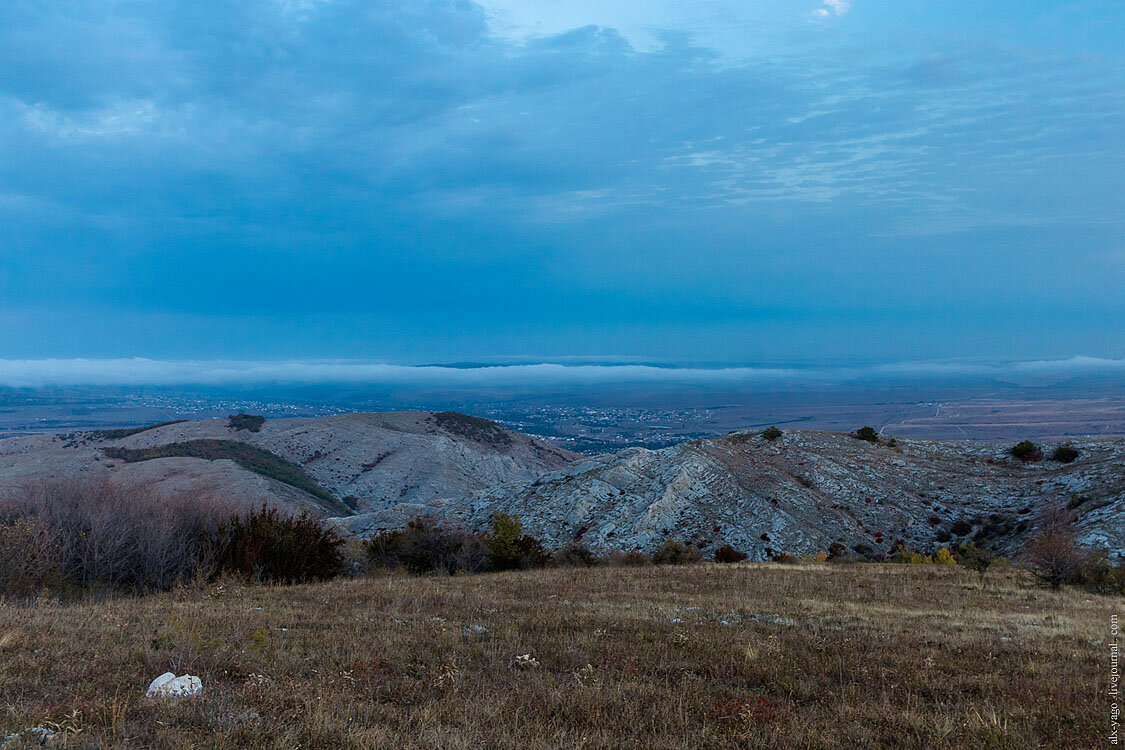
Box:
[1,0,1123,371]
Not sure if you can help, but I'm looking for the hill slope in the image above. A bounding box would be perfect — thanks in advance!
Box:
[0,412,579,515]
[338,429,1125,558]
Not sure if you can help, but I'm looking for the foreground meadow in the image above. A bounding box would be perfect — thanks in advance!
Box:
[0,563,1114,748]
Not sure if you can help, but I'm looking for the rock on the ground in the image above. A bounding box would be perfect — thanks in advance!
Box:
[145,672,203,698]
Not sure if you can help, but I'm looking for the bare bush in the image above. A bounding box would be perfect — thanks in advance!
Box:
[367,518,488,575]
[0,478,233,597]
[0,518,63,600]
[1023,504,1087,590]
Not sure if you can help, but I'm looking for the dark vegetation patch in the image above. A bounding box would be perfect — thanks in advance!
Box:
[228,413,266,432]
[0,481,344,599]
[1011,440,1042,462]
[432,411,513,448]
[714,545,748,563]
[761,426,783,441]
[101,440,348,515]
[209,505,345,584]
[1051,444,1080,464]
[89,420,188,441]
[852,426,880,443]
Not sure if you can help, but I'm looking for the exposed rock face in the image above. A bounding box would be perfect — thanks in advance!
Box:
[0,412,579,515]
[337,430,1125,559]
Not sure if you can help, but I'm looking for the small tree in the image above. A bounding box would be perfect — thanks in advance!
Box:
[953,541,993,584]
[761,426,782,441]
[1023,505,1086,590]
[484,512,523,571]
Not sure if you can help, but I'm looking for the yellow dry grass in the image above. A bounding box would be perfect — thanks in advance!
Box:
[0,563,1115,748]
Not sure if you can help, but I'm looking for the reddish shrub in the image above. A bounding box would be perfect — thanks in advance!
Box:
[714,545,749,563]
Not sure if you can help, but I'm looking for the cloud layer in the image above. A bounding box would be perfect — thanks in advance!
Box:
[1,356,1121,389]
[0,1,1122,362]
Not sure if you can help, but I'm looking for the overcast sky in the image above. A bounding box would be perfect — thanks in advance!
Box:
[1,0,1122,365]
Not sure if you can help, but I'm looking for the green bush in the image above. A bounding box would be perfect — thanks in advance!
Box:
[761,426,782,441]
[484,512,524,571]
[208,505,345,584]
[853,426,879,443]
[952,541,993,582]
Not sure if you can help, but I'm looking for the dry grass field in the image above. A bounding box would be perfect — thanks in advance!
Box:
[0,563,1115,748]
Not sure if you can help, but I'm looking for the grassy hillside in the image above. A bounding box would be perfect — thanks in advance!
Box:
[102,440,350,515]
[0,564,1107,748]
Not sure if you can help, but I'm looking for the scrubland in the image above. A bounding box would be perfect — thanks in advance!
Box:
[0,563,1113,748]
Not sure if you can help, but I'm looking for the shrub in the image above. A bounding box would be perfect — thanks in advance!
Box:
[714,545,748,563]
[484,512,524,571]
[371,518,487,575]
[0,518,63,600]
[1010,440,1041,461]
[761,426,782,441]
[952,541,993,582]
[890,544,931,564]
[1076,552,1125,595]
[228,414,266,432]
[552,543,601,568]
[774,552,801,565]
[853,426,879,443]
[653,539,701,565]
[1051,444,1079,464]
[605,550,651,566]
[1022,505,1086,590]
[515,535,552,569]
[365,529,406,569]
[949,520,974,537]
[208,505,345,584]
[933,547,956,565]
[0,478,231,598]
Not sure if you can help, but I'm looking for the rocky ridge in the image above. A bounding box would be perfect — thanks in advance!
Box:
[334,429,1125,559]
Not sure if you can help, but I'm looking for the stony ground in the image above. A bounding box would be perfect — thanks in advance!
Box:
[0,564,1114,748]
[345,429,1125,558]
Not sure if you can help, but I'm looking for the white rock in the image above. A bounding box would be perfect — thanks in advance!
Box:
[146,672,203,698]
